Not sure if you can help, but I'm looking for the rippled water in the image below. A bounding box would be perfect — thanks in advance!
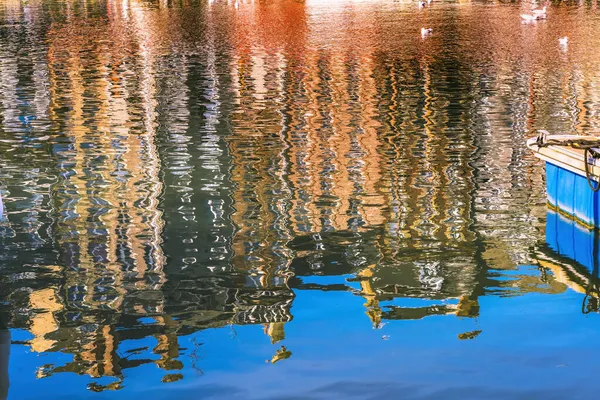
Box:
[2,0,600,398]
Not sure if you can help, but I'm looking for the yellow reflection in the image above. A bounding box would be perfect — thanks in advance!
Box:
[29,288,62,353]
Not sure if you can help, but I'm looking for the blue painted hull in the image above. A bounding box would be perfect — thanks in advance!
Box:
[546,162,599,228]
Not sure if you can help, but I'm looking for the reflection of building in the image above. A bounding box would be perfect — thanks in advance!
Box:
[29,286,63,353]
[223,14,488,327]
[44,2,166,313]
[13,0,298,383]
[24,0,169,381]
[3,0,600,391]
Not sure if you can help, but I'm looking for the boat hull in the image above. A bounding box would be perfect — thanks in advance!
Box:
[546,162,599,227]
[527,136,600,228]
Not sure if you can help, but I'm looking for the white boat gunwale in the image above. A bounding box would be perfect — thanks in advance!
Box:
[526,135,600,182]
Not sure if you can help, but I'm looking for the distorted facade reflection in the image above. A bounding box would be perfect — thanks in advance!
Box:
[0,0,599,391]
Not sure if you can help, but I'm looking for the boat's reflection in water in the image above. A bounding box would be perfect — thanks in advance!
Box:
[537,210,600,313]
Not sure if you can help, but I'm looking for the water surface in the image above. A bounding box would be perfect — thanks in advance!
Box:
[1,0,600,399]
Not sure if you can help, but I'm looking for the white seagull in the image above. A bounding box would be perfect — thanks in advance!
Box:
[521,5,547,22]
[532,5,547,18]
[520,13,539,22]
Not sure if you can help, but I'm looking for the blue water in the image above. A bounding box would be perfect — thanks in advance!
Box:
[9,288,600,399]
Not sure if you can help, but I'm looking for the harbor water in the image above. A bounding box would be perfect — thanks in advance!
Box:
[1,0,600,399]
